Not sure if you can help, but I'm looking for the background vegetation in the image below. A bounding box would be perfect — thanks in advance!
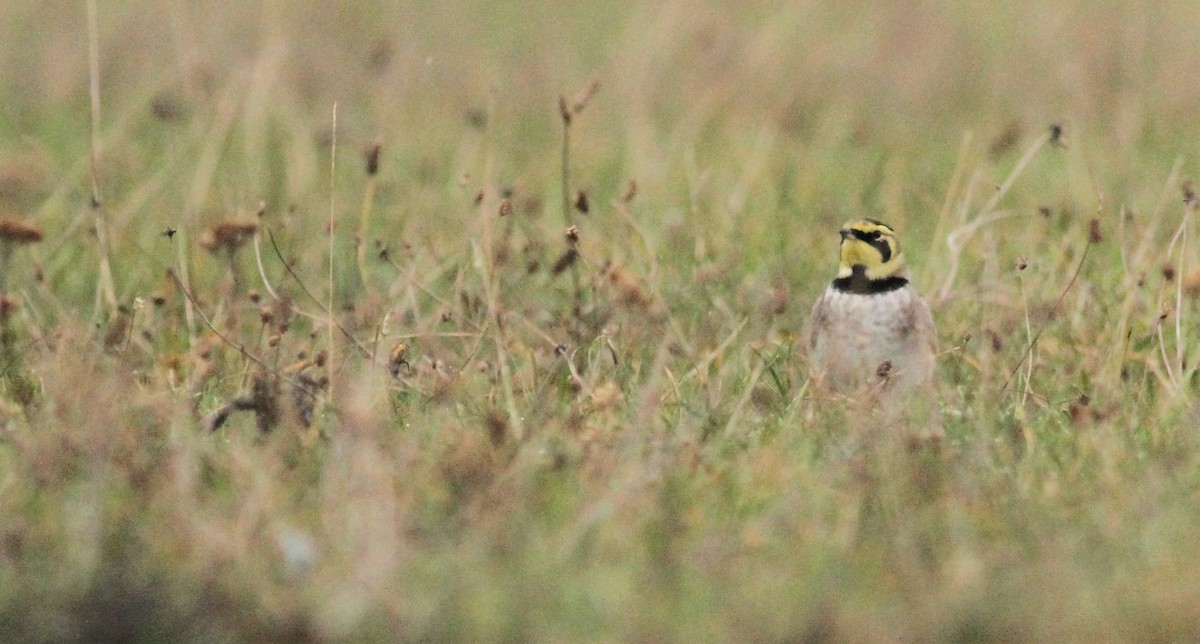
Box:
[2,1,1200,640]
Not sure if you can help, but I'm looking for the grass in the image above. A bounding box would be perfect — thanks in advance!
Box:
[3,0,1200,641]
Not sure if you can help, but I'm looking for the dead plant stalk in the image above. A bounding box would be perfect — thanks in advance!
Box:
[85,0,117,314]
[327,102,337,407]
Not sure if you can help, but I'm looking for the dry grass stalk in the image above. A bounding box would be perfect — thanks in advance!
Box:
[85,0,116,313]
[328,102,339,410]
[937,124,1060,303]
[357,138,383,286]
[559,80,601,301]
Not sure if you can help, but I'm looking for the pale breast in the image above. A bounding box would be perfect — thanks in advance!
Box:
[808,285,936,398]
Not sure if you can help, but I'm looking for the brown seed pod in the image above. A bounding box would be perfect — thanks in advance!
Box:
[363,139,382,176]
[199,220,257,254]
[0,218,42,245]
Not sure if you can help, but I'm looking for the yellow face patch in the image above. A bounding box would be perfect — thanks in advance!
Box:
[836,219,905,280]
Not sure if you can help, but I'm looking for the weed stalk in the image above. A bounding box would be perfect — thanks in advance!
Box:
[559,81,600,305]
[327,102,338,409]
[86,0,117,315]
[356,139,382,288]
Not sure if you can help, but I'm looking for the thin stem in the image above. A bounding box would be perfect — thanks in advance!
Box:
[252,231,280,300]
[1017,271,1034,407]
[559,97,581,299]
[264,228,379,368]
[0,245,11,295]
[85,0,116,314]
[327,102,338,406]
[938,130,1052,303]
[560,102,571,228]
[85,1,102,208]
[1001,239,1093,393]
[168,271,303,390]
[356,173,379,288]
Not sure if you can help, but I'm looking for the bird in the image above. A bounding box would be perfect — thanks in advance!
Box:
[807,219,937,407]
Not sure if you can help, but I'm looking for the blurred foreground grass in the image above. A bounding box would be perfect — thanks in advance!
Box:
[2,1,1200,641]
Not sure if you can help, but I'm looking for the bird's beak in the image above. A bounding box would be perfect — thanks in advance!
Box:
[838,229,852,240]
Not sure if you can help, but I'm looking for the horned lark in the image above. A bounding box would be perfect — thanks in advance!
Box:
[808,219,937,405]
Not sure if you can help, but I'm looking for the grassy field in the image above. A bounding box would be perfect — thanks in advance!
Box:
[3,1,1200,641]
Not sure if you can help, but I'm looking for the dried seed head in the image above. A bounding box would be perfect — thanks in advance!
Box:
[0,294,18,320]
[522,195,543,215]
[150,92,187,122]
[498,198,513,217]
[558,95,572,126]
[269,296,294,334]
[551,248,578,275]
[1068,393,1092,425]
[464,108,487,129]
[1016,256,1029,271]
[606,264,651,309]
[1088,218,1103,244]
[768,282,788,315]
[0,218,42,245]
[1049,123,1068,148]
[988,120,1022,158]
[622,179,638,204]
[103,311,131,349]
[568,80,601,116]
[986,328,1003,352]
[364,139,382,176]
[564,225,579,245]
[574,190,590,214]
[484,409,508,446]
[876,360,893,380]
[366,39,393,72]
[1183,267,1200,296]
[1184,179,1196,205]
[559,80,601,125]
[1162,262,1177,282]
[199,220,257,254]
